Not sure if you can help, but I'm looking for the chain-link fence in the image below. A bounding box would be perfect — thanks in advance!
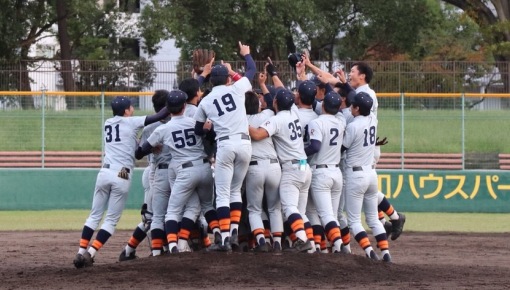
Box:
[1,60,510,169]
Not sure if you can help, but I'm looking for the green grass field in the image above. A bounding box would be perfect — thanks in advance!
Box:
[0,210,508,232]
[2,109,510,153]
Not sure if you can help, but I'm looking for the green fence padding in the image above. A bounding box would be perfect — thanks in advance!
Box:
[1,169,509,212]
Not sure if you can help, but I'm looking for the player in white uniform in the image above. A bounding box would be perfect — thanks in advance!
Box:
[305,91,346,253]
[73,96,170,268]
[244,90,283,252]
[118,90,168,261]
[136,90,220,253]
[348,62,405,240]
[193,42,255,250]
[249,89,313,253]
[342,92,391,262]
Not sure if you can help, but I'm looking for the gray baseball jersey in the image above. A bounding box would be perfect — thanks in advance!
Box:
[261,110,307,163]
[293,106,318,148]
[308,114,345,166]
[193,77,251,139]
[342,114,378,168]
[248,109,277,160]
[84,115,145,236]
[184,104,198,118]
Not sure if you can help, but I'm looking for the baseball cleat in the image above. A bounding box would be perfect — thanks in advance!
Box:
[169,246,179,254]
[76,251,94,268]
[366,250,380,261]
[383,221,393,235]
[230,230,241,252]
[340,244,351,254]
[273,241,282,253]
[382,253,392,263]
[390,213,406,240]
[253,242,269,253]
[206,237,232,253]
[213,232,222,245]
[118,249,137,262]
[284,239,313,253]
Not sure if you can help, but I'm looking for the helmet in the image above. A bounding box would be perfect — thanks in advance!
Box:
[351,92,373,116]
[275,89,295,111]
[298,80,317,105]
[111,96,132,116]
[323,91,341,115]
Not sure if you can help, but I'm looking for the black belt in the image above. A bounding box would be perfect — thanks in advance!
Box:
[182,158,209,169]
[158,164,169,169]
[352,165,374,172]
[218,133,250,141]
[290,160,300,164]
[249,159,279,166]
[103,164,130,173]
[315,164,339,169]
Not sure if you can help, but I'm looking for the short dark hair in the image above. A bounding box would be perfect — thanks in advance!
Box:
[353,62,373,84]
[178,78,200,102]
[245,91,259,115]
[152,90,169,112]
[210,75,228,86]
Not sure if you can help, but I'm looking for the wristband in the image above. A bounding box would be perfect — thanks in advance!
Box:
[230,73,241,82]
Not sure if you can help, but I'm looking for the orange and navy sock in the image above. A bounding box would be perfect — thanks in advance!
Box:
[78,226,94,254]
[151,228,165,255]
[354,231,373,256]
[375,233,389,251]
[304,222,314,241]
[229,202,242,236]
[312,225,324,250]
[253,228,266,246]
[288,213,307,242]
[378,197,398,220]
[89,229,111,257]
[325,221,341,251]
[178,217,195,242]
[378,210,385,222]
[263,219,272,244]
[340,226,351,246]
[204,210,220,234]
[217,206,230,244]
[272,232,282,247]
[165,220,179,247]
[127,224,147,249]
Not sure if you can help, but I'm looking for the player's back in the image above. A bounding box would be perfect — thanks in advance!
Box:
[194,78,251,139]
[308,114,345,166]
[103,115,145,168]
[343,113,378,167]
[160,115,207,164]
[263,110,307,163]
[248,109,277,160]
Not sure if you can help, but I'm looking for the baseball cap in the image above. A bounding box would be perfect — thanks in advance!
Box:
[298,80,317,105]
[275,89,295,111]
[211,65,229,77]
[323,91,341,115]
[351,92,373,116]
[166,90,187,111]
[111,96,132,116]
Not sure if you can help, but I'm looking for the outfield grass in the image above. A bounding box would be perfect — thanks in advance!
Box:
[2,109,510,153]
[0,210,509,232]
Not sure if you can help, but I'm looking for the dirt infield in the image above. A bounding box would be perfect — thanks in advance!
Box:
[1,231,509,289]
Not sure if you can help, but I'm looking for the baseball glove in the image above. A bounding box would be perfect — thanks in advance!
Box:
[192,49,215,74]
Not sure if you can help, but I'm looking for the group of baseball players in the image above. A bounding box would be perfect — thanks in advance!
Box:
[73,42,405,269]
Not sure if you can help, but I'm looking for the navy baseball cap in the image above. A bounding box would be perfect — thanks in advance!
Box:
[111,96,132,116]
[298,80,317,105]
[166,90,188,108]
[323,91,341,115]
[352,92,373,116]
[275,89,295,111]
[211,65,229,77]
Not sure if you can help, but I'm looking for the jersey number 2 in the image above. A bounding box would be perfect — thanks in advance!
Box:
[213,94,237,116]
[105,124,121,143]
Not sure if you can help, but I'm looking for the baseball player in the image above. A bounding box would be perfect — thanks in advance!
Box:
[249,89,313,253]
[73,95,170,268]
[342,92,391,262]
[193,41,255,251]
[118,90,168,261]
[244,89,283,252]
[305,91,346,253]
[136,90,220,253]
